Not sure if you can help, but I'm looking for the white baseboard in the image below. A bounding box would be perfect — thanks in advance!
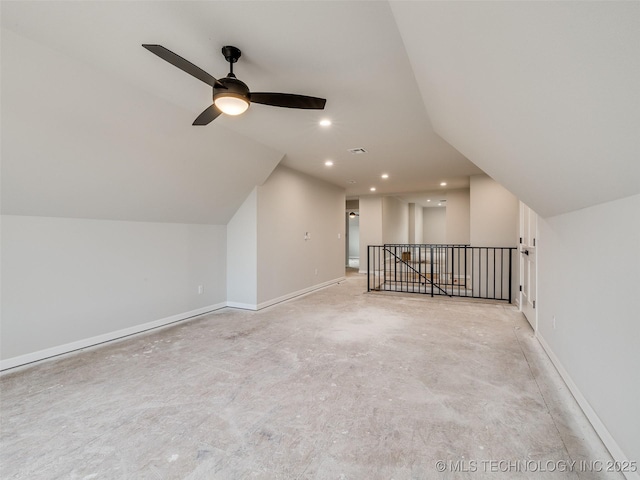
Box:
[226,301,258,311]
[1,278,346,372]
[214,277,347,312]
[0,302,227,372]
[536,333,639,480]
[255,277,346,310]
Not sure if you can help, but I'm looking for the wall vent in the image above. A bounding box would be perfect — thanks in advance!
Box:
[347,147,368,154]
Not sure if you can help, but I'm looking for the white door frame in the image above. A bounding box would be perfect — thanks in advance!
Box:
[519,202,538,331]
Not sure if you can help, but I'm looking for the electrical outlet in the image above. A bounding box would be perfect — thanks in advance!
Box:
[338,233,341,239]
[198,285,204,295]
[552,316,556,329]
[315,268,318,275]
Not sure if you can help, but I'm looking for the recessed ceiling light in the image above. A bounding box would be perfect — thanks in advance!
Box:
[427,199,431,202]
[324,160,334,167]
[319,119,332,127]
[440,182,447,186]
[370,187,376,192]
[438,203,442,206]
[381,173,389,179]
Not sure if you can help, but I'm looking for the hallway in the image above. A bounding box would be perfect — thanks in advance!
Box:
[0,274,620,479]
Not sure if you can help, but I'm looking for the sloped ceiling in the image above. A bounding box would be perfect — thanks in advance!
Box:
[3,2,637,223]
[1,1,480,225]
[1,5,285,225]
[390,1,640,218]
[2,29,284,224]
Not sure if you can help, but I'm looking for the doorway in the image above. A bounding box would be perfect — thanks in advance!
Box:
[347,210,360,268]
[520,202,537,330]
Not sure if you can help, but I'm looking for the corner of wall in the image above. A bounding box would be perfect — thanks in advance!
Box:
[255,166,346,305]
[226,188,258,306]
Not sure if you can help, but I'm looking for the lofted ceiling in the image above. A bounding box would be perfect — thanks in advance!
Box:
[2,1,638,223]
[391,1,640,217]
[0,1,479,225]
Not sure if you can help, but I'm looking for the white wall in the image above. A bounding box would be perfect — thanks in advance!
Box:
[382,196,409,244]
[1,215,226,366]
[415,205,423,244]
[256,166,345,306]
[469,175,519,301]
[537,194,640,469]
[227,189,258,308]
[422,207,446,244]
[408,203,423,244]
[408,203,416,243]
[359,197,383,273]
[470,174,519,246]
[446,188,470,244]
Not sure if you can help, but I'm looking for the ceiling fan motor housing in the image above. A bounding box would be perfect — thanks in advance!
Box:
[214,76,250,104]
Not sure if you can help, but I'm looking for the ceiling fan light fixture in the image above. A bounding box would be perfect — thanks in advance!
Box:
[143,44,326,125]
[213,75,250,116]
[214,95,249,116]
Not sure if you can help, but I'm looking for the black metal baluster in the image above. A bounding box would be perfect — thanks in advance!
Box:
[485,248,489,299]
[381,245,384,290]
[393,245,396,291]
[464,246,468,297]
[457,246,460,297]
[500,248,504,300]
[508,249,513,304]
[367,246,370,292]
[430,245,434,297]
[472,247,475,298]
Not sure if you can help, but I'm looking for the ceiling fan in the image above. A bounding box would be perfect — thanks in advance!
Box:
[142,44,327,125]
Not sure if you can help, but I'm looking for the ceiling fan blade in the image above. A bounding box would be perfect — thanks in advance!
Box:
[250,93,326,110]
[193,105,222,126]
[142,44,226,89]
